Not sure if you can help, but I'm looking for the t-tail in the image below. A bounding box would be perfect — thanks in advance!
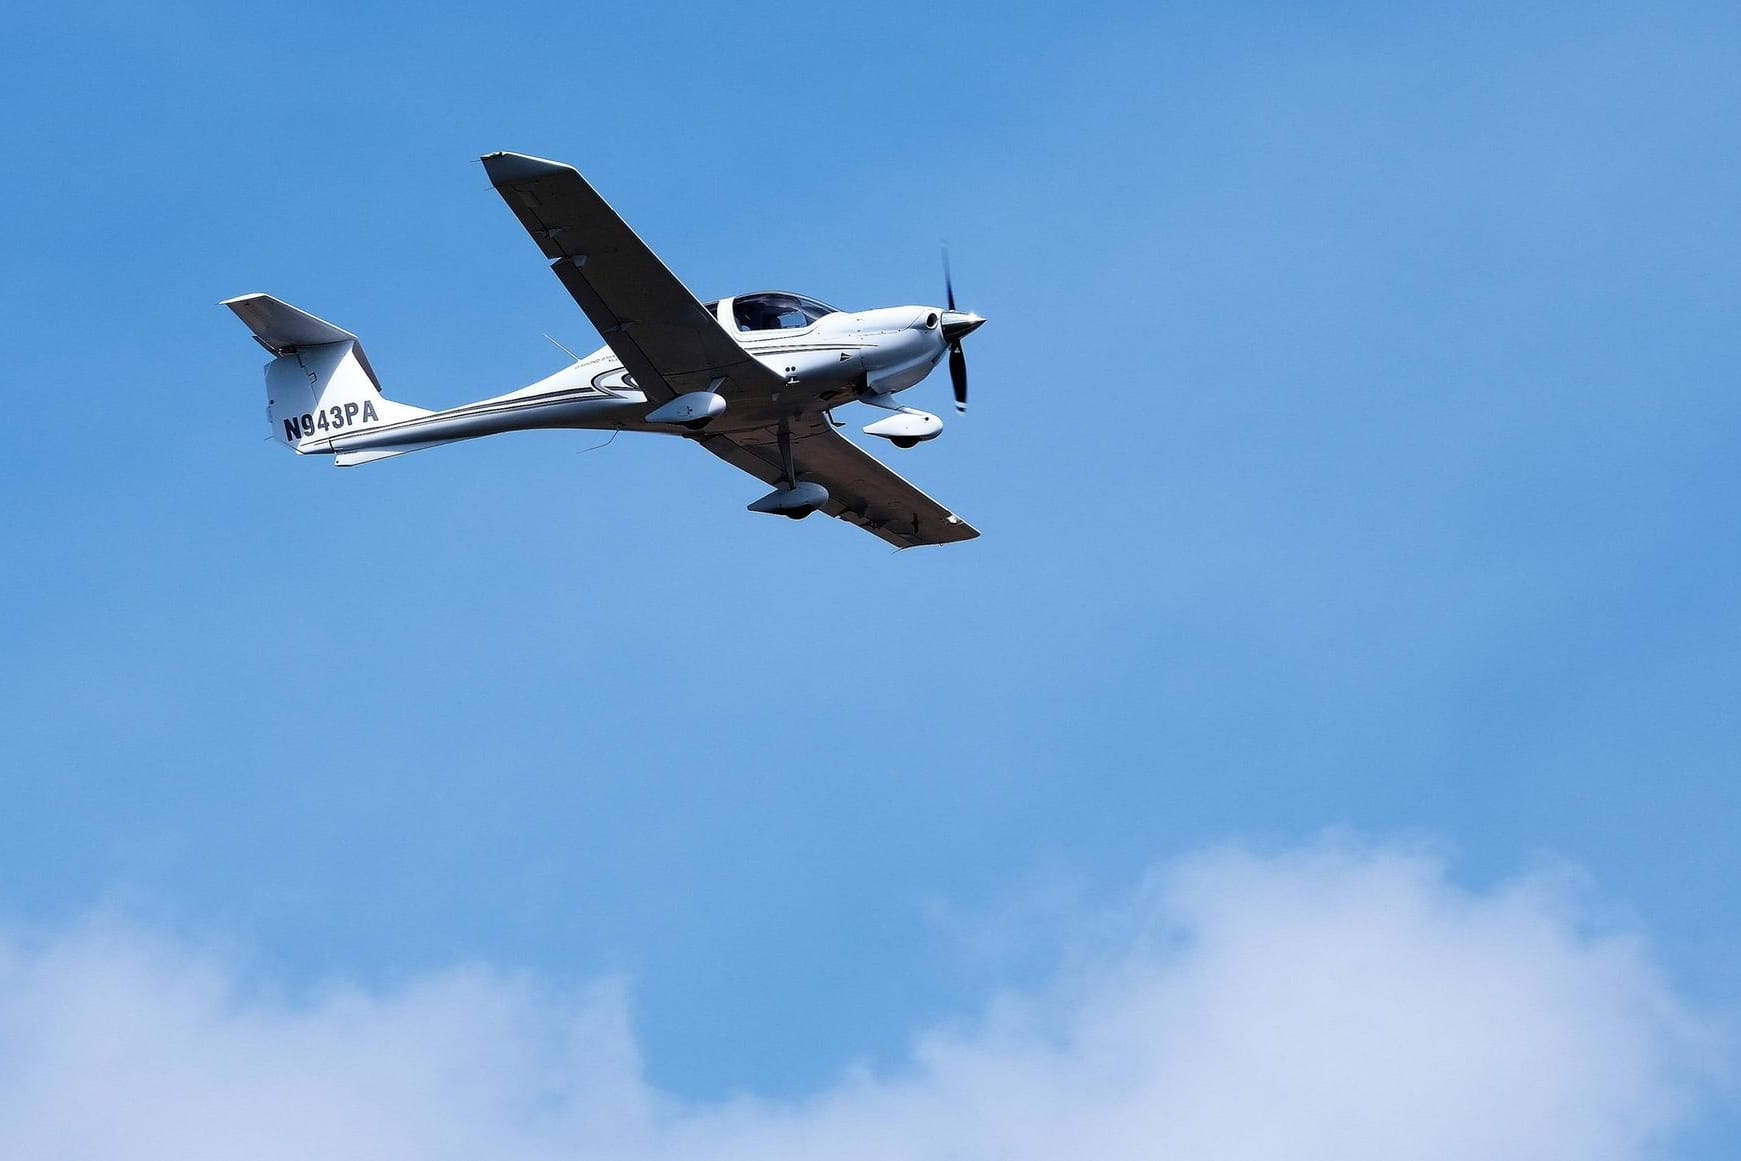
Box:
[223,294,433,464]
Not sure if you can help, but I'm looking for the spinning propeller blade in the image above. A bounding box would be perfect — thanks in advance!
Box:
[942,246,970,412]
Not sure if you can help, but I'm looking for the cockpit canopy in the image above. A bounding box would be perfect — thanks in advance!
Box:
[729,292,838,333]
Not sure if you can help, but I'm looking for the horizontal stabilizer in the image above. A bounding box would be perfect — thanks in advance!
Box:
[222,293,381,391]
[223,293,355,349]
[335,442,445,466]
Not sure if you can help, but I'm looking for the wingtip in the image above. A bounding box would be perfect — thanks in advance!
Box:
[480,151,574,186]
[219,293,284,324]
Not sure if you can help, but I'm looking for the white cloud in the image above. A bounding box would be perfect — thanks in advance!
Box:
[0,839,1722,1160]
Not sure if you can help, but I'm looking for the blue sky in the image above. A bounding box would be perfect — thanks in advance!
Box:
[1,2,1737,1156]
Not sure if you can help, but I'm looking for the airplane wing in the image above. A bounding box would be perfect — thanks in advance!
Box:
[483,151,977,548]
[481,151,782,404]
[697,415,979,548]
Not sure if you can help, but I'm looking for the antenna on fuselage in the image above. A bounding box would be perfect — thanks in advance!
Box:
[543,333,582,363]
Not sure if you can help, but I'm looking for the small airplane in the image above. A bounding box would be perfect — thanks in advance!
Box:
[224,151,986,548]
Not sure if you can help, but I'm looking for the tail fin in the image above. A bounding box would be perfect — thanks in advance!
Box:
[223,294,430,455]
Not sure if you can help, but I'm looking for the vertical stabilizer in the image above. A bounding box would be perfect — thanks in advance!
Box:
[223,294,429,454]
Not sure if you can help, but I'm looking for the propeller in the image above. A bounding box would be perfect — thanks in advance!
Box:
[939,246,984,413]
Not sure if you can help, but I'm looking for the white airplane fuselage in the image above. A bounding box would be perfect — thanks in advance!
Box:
[317,298,961,462]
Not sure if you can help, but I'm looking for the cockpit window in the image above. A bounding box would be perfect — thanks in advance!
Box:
[700,300,719,321]
[732,293,837,332]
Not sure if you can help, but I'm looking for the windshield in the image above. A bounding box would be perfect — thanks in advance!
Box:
[732,293,837,332]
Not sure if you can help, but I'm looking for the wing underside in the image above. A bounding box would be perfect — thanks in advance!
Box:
[697,416,979,548]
